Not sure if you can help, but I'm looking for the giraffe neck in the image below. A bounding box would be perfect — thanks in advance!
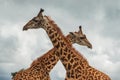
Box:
[42,16,89,72]
[42,16,70,48]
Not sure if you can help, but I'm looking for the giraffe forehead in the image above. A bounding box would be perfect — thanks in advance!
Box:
[42,17,50,24]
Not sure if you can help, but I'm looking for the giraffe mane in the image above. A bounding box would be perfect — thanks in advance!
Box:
[30,49,55,67]
[45,16,88,63]
[45,16,72,47]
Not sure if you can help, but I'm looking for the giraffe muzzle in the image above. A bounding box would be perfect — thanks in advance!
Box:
[23,26,28,31]
[88,45,92,49]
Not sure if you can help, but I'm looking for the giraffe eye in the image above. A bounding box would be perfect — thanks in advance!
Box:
[80,37,85,39]
[80,35,86,39]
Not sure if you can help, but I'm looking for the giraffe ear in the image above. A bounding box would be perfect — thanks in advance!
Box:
[37,8,44,17]
[69,32,74,35]
[69,32,76,38]
[78,25,83,34]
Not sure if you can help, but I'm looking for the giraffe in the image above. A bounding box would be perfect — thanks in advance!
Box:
[22,9,111,80]
[12,23,92,80]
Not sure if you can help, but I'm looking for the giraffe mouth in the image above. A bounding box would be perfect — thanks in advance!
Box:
[88,45,92,49]
[23,27,28,31]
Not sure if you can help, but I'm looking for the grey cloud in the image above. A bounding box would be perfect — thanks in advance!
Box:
[0,77,9,80]
[0,0,40,23]
[0,65,12,80]
[86,1,120,38]
[99,2,120,39]
[105,8,120,21]
[0,0,104,23]
[0,36,18,63]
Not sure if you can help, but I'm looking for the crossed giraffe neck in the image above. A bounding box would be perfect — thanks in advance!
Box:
[30,27,89,73]
[23,9,111,80]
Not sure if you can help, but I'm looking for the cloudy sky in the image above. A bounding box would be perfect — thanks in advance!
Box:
[0,0,120,80]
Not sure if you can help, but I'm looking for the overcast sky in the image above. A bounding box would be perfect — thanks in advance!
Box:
[0,0,120,80]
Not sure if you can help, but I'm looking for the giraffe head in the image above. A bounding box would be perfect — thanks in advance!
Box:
[69,26,92,49]
[23,8,45,30]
